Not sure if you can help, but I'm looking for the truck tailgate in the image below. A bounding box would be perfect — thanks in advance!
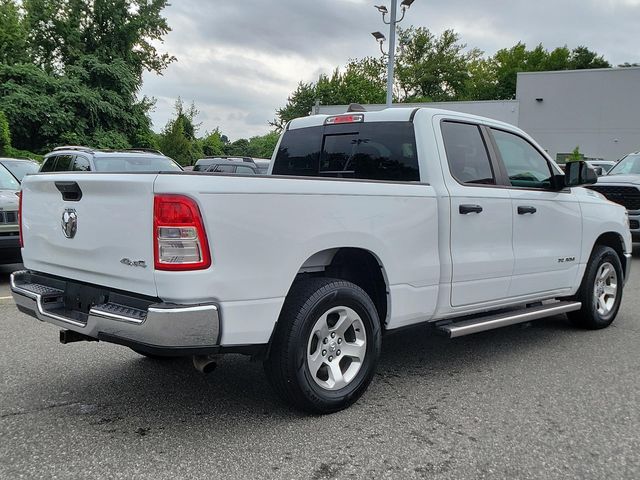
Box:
[21,173,158,297]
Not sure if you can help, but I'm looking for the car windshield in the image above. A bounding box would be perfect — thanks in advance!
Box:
[1,160,39,182]
[607,155,640,176]
[93,156,183,172]
[0,164,20,190]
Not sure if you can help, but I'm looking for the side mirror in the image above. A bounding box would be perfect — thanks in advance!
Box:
[564,161,598,187]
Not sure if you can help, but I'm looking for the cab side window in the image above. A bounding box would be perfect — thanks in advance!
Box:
[236,166,255,175]
[214,165,236,173]
[40,156,58,172]
[491,129,552,189]
[441,121,495,185]
[73,156,91,171]
[53,155,73,172]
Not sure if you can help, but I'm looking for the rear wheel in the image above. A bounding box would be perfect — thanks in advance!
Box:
[264,277,381,414]
[568,245,623,329]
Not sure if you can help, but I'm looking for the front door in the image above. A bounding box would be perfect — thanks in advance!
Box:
[489,128,582,297]
[440,121,515,307]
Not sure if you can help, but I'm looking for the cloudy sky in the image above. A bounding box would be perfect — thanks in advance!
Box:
[140,0,640,140]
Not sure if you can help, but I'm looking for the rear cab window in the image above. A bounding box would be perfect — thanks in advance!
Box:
[272,121,420,182]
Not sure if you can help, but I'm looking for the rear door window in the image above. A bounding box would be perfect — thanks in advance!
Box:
[53,155,73,172]
[73,156,91,171]
[214,165,236,173]
[273,122,419,182]
[236,166,255,174]
[441,121,495,185]
[40,156,58,172]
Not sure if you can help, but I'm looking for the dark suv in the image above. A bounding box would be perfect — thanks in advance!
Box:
[41,146,183,173]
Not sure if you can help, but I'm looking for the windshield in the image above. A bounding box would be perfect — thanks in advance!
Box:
[608,155,640,176]
[93,156,183,172]
[0,160,39,182]
[0,164,20,190]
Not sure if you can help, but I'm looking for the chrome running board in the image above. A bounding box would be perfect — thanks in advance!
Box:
[437,301,582,338]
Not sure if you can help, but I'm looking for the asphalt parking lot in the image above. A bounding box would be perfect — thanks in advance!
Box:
[1,258,639,480]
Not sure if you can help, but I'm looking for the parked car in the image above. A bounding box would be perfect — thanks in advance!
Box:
[253,159,271,174]
[13,108,630,413]
[587,160,616,176]
[203,159,258,175]
[40,147,183,173]
[0,163,22,264]
[588,151,640,239]
[193,156,255,172]
[0,158,40,182]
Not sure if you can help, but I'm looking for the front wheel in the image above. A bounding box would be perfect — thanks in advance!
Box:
[264,277,382,414]
[568,245,624,329]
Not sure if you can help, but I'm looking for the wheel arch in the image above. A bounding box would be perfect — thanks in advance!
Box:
[293,247,390,328]
[593,232,627,280]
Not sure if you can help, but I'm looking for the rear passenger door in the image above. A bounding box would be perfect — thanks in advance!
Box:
[440,120,514,307]
[489,128,582,297]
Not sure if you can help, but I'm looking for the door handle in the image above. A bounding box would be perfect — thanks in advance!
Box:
[459,204,483,215]
[517,206,537,215]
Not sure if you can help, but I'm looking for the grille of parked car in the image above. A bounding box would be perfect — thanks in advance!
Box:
[630,220,640,230]
[588,185,640,211]
[0,210,18,224]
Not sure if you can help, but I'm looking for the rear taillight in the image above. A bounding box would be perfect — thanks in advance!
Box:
[153,195,211,271]
[18,191,23,248]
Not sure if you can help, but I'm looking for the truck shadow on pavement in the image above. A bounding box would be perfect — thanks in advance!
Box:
[8,313,588,433]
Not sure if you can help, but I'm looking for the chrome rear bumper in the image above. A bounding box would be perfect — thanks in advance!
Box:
[10,270,220,353]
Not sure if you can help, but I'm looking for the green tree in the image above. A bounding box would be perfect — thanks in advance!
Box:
[272,58,386,130]
[0,110,11,155]
[199,128,226,157]
[567,146,584,162]
[158,99,203,165]
[463,49,498,100]
[226,138,250,157]
[570,46,610,69]
[0,0,174,152]
[246,132,279,158]
[395,28,471,102]
[0,0,28,65]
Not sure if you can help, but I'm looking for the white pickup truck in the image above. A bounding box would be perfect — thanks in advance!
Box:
[12,108,631,413]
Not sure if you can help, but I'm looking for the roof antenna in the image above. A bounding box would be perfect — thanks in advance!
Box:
[347,103,366,113]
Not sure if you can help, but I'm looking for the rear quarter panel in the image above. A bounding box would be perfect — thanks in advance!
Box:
[153,174,440,343]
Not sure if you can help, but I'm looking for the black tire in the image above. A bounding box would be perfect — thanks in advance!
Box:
[264,277,382,414]
[567,245,624,329]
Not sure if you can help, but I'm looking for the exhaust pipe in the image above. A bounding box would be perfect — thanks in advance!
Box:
[192,354,220,374]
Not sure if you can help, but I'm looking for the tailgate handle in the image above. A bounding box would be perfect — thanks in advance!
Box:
[55,181,83,202]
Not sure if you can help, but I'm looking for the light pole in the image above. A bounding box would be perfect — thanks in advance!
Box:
[372,0,416,107]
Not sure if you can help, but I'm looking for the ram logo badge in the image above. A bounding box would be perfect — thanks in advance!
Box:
[61,209,78,239]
